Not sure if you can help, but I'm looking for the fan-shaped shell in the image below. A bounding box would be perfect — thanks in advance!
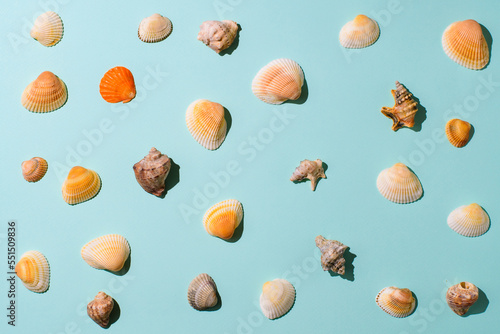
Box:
[81,234,130,272]
[442,19,489,70]
[186,99,227,150]
[21,157,48,182]
[252,58,304,104]
[99,66,136,103]
[446,282,479,316]
[197,20,238,53]
[15,250,50,293]
[31,11,63,47]
[21,71,67,113]
[376,287,415,318]
[445,119,472,148]
[187,273,218,310]
[62,166,101,205]
[447,203,489,237]
[377,163,422,204]
[138,13,172,43]
[260,279,295,320]
[339,14,379,48]
[87,291,114,328]
[203,199,243,240]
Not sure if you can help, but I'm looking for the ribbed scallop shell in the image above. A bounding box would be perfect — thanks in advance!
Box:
[81,234,130,272]
[88,292,114,328]
[99,66,136,103]
[376,287,415,318]
[15,250,50,293]
[260,279,295,320]
[138,13,172,43]
[447,203,489,237]
[62,166,101,205]
[203,199,243,240]
[21,71,67,113]
[187,273,218,310]
[446,282,479,316]
[442,19,489,70]
[377,163,422,204]
[22,157,48,182]
[445,119,472,148]
[186,99,227,150]
[252,58,304,104]
[339,14,379,48]
[197,20,238,53]
[31,11,63,47]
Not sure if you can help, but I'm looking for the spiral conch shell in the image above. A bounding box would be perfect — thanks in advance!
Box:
[186,99,227,150]
[99,66,136,103]
[203,199,243,240]
[138,13,172,43]
[133,147,171,197]
[197,20,238,53]
[22,157,48,182]
[339,14,379,48]
[187,273,218,311]
[31,11,63,47]
[377,163,422,204]
[21,71,67,113]
[260,279,295,320]
[15,250,50,293]
[290,159,325,191]
[62,166,101,205]
[447,203,489,237]
[446,282,479,316]
[381,81,419,131]
[315,236,347,275]
[445,119,472,148]
[87,292,114,328]
[81,234,130,272]
[376,286,416,318]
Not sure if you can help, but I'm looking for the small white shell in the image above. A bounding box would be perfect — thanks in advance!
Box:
[138,13,172,43]
[187,273,218,310]
[260,279,295,319]
[31,11,63,47]
[447,203,489,237]
[377,163,423,204]
[339,14,379,48]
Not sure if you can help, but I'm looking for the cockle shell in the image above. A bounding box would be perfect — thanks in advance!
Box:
[62,166,101,205]
[203,199,243,240]
[87,292,114,328]
[81,234,130,272]
[21,157,48,182]
[21,71,67,113]
[187,273,218,310]
[381,81,419,131]
[15,250,50,293]
[442,19,489,70]
[447,203,489,237]
[252,58,304,104]
[446,282,479,316]
[376,287,416,318]
[186,99,227,150]
[197,20,238,53]
[99,66,136,103]
[315,235,347,275]
[138,13,172,43]
[260,279,295,320]
[290,159,326,191]
[31,11,63,47]
[339,14,379,48]
[133,147,171,197]
[445,119,472,148]
[377,163,422,204]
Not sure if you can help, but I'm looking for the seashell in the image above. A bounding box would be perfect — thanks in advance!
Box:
[187,273,218,310]
[377,163,422,204]
[99,66,136,103]
[133,147,171,197]
[381,81,419,131]
[186,99,227,150]
[197,20,238,53]
[376,286,416,318]
[442,19,489,70]
[15,250,50,293]
[339,14,379,48]
[21,157,48,182]
[260,279,295,320]
[31,11,63,47]
[446,282,479,316]
[252,58,304,105]
[203,199,243,240]
[290,159,325,191]
[87,291,114,328]
[447,203,489,237]
[445,119,472,148]
[81,234,130,272]
[138,13,172,43]
[62,166,101,205]
[315,235,348,275]
[21,71,67,113]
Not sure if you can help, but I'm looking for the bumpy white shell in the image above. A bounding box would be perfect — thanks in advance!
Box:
[339,14,379,48]
[377,163,423,204]
[81,234,130,272]
[31,11,63,47]
[260,279,295,319]
[187,273,218,310]
[138,13,172,43]
[447,203,489,237]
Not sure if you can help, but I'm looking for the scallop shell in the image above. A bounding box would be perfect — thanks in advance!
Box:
[252,58,304,104]
[339,14,379,48]
[87,292,114,328]
[290,159,326,191]
[376,287,416,318]
[197,20,238,53]
[445,119,472,148]
[447,203,489,237]
[31,11,63,47]
[381,81,419,131]
[377,163,422,204]
[21,71,67,113]
[81,234,130,272]
[446,282,479,316]
[21,157,48,182]
[62,166,101,205]
[260,279,295,320]
[133,147,171,196]
[186,99,227,150]
[203,199,243,240]
[99,66,136,103]
[15,250,50,293]
[442,19,489,70]
[187,273,218,311]
[315,236,348,275]
[138,13,172,43]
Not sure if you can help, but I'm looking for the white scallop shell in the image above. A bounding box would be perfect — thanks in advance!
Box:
[339,14,379,48]
[138,13,172,43]
[260,278,295,319]
[447,203,489,237]
[376,163,422,204]
[31,11,63,47]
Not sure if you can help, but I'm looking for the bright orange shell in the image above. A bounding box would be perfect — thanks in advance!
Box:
[62,166,101,205]
[99,66,136,103]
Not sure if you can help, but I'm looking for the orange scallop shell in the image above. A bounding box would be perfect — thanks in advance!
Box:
[22,157,48,182]
[16,250,50,293]
[99,66,136,103]
[186,99,227,150]
[203,199,243,240]
[445,119,471,148]
[21,71,67,113]
[62,166,101,205]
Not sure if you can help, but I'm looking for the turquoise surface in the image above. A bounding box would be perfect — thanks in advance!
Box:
[1,0,500,333]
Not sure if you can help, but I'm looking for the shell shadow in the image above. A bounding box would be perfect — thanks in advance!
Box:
[219,24,241,56]
[410,94,427,132]
[224,107,232,138]
[109,249,131,276]
[107,298,121,328]
[411,292,418,316]
[328,248,356,282]
[227,215,244,243]
[204,290,222,312]
[480,24,492,69]
[162,159,180,197]
[464,287,488,316]
[285,76,308,105]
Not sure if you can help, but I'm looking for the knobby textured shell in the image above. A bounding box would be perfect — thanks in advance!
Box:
[187,273,218,310]
[446,282,479,316]
[376,287,416,318]
[31,11,63,47]
[442,19,489,70]
[21,157,48,182]
[203,199,243,240]
[21,71,67,113]
[339,14,379,48]
[447,203,489,237]
[315,235,348,275]
[87,291,114,328]
[186,99,227,150]
[99,66,136,103]
[260,279,295,320]
[290,159,326,191]
[15,250,50,293]
[138,13,172,43]
[381,81,419,131]
[81,234,130,272]
[133,147,171,196]
[252,58,304,104]
[62,166,101,205]
[377,163,423,204]
[445,119,472,148]
[197,20,238,53]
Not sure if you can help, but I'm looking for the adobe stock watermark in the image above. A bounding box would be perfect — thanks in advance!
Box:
[213,0,245,20]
